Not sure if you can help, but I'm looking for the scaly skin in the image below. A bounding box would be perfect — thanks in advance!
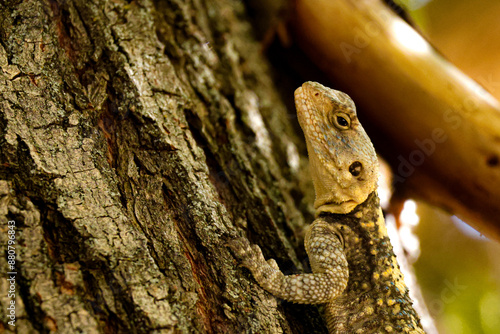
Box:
[230,82,425,333]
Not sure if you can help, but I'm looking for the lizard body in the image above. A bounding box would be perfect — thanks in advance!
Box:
[230,82,425,333]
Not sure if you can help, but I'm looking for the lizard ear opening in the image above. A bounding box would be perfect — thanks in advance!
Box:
[349,161,363,177]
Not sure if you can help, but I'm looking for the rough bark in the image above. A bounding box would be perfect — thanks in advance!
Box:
[0,0,326,333]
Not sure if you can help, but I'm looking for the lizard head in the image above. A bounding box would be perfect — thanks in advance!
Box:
[295,81,379,215]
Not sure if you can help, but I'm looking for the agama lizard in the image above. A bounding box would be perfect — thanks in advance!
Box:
[229,82,425,333]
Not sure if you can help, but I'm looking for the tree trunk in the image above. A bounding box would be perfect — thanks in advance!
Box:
[0,0,326,332]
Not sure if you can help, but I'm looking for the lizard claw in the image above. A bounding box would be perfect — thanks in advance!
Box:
[227,237,252,259]
[227,237,266,269]
[267,258,280,271]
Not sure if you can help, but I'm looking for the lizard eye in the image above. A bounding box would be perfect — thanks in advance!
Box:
[330,112,351,130]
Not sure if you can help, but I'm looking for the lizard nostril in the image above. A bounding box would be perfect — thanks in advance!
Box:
[349,161,363,177]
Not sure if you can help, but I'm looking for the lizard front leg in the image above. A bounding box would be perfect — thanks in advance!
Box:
[229,218,348,304]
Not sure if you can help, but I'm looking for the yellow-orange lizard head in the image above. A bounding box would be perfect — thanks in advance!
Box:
[295,81,379,215]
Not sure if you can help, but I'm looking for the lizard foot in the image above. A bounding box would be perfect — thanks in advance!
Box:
[227,237,267,269]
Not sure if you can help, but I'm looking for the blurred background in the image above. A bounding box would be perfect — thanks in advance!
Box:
[400,1,500,333]
[406,0,500,102]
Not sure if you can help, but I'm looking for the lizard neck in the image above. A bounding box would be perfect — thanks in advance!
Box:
[318,191,389,241]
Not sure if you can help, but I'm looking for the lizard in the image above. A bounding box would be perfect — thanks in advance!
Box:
[229,81,425,333]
